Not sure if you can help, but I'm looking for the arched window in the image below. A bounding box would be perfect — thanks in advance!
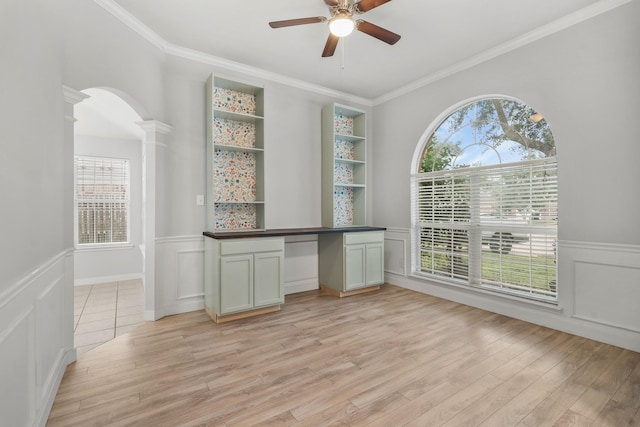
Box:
[411,97,558,302]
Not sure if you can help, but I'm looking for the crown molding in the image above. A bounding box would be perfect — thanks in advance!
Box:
[163,42,373,107]
[372,0,632,105]
[94,0,165,51]
[95,0,630,107]
[93,0,372,107]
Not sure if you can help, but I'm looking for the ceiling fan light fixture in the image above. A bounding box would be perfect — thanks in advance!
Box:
[329,13,355,37]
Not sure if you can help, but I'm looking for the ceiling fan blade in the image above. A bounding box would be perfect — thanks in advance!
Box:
[354,0,392,13]
[324,0,339,5]
[322,33,339,57]
[356,20,401,45]
[268,16,327,28]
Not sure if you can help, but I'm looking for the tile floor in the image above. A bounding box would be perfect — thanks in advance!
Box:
[73,279,145,355]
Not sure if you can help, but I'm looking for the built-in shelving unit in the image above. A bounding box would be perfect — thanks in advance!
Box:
[321,103,367,228]
[206,73,265,231]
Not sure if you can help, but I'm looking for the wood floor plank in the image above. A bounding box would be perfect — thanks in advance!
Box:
[46,285,640,426]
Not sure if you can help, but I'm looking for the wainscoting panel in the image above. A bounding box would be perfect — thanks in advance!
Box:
[176,250,205,300]
[0,307,35,427]
[564,241,640,335]
[284,235,319,294]
[384,228,410,277]
[0,250,75,427]
[156,236,205,318]
[574,261,640,331]
[36,275,65,403]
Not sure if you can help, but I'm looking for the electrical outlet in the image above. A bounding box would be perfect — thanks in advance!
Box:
[196,194,205,206]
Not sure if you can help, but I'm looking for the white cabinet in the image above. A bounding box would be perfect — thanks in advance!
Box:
[344,241,384,290]
[205,237,284,322]
[206,73,265,232]
[318,231,384,296]
[321,103,367,228]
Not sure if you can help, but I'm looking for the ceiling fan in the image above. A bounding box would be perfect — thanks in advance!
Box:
[268,0,401,57]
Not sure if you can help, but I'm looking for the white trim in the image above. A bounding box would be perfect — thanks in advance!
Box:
[35,349,76,427]
[373,0,633,105]
[94,0,630,105]
[63,86,90,105]
[156,235,204,245]
[137,120,174,135]
[74,243,134,252]
[0,249,73,310]
[163,42,373,107]
[74,273,143,287]
[93,0,165,50]
[560,239,640,253]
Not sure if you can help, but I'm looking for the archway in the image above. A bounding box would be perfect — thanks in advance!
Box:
[70,87,170,353]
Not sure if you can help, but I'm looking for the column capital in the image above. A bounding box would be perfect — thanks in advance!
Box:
[63,86,90,105]
[137,120,173,135]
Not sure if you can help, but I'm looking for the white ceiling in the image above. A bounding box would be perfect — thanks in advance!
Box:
[107,0,620,101]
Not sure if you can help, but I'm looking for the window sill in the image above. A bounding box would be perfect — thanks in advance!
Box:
[408,272,564,313]
[75,243,134,252]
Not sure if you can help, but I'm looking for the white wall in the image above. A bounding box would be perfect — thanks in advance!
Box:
[373,1,640,351]
[0,0,75,425]
[74,135,143,285]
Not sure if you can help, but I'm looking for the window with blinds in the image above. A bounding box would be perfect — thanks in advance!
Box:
[412,98,558,302]
[74,156,130,245]
[413,158,557,300]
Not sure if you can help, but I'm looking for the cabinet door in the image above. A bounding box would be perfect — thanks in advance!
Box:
[254,251,284,307]
[344,244,366,290]
[220,254,253,314]
[365,242,384,286]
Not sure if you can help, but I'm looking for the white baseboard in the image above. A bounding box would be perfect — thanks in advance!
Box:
[35,348,76,427]
[74,273,143,287]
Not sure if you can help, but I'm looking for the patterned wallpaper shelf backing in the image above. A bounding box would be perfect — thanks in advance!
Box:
[213,118,256,148]
[212,88,256,115]
[213,150,256,203]
[207,74,265,232]
[214,203,257,230]
[334,114,354,136]
[334,163,354,185]
[333,187,354,227]
[334,139,355,160]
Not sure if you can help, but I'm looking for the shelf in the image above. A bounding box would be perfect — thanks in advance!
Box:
[334,133,365,142]
[207,73,265,232]
[214,201,264,205]
[322,103,367,228]
[213,109,263,123]
[214,144,264,153]
[334,158,365,165]
[334,183,366,188]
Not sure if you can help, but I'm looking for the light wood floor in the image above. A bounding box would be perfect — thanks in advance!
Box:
[48,285,640,426]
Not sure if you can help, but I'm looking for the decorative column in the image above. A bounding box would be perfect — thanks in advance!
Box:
[137,120,173,321]
[62,86,90,360]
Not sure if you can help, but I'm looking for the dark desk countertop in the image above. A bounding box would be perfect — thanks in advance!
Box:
[203,226,386,240]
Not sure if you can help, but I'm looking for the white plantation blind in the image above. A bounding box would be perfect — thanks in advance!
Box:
[75,156,130,245]
[412,157,558,301]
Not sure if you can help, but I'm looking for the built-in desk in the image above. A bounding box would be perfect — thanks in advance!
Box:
[203,226,386,322]
[203,226,386,240]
